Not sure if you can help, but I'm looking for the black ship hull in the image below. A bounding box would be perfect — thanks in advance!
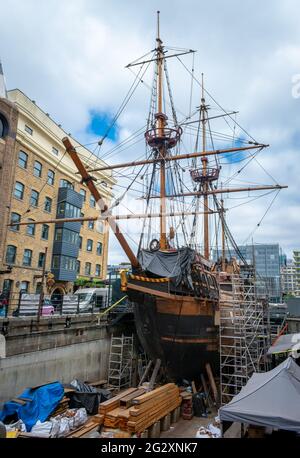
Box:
[127,278,219,381]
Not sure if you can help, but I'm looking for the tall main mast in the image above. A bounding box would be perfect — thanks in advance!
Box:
[156,11,167,250]
[201,74,210,259]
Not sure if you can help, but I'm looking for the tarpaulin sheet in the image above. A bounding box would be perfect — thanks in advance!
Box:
[68,379,111,414]
[0,382,64,431]
[219,357,300,432]
[138,247,195,286]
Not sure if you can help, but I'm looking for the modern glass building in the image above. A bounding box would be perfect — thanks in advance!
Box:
[213,243,285,302]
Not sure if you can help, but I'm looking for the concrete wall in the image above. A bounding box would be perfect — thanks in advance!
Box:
[0,335,110,404]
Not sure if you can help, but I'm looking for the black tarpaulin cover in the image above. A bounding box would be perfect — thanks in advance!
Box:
[138,247,195,286]
[219,357,300,432]
[67,380,111,415]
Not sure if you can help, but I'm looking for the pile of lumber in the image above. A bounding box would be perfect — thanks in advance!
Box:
[127,383,181,433]
[98,383,181,434]
[101,388,146,428]
[99,387,137,417]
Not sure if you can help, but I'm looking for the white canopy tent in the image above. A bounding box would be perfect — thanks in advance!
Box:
[219,357,300,433]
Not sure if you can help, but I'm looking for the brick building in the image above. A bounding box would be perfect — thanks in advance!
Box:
[0,77,116,308]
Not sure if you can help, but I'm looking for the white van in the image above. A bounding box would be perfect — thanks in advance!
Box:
[74,288,108,312]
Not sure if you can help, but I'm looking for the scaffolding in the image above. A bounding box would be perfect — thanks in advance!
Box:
[220,273,269,405]
[108,334,134,391]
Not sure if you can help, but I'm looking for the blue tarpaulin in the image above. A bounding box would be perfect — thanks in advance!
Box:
[0,381,64,431]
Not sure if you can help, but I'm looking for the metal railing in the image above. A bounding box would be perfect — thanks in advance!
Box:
[0,292,109,318]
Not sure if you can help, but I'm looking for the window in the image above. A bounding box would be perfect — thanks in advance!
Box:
[79,189,86,201]
[33,160,42,177]
[10,212,21,232]
[96,242,103,256]
[44,197,52,213]
[76,260,81,274]
[95,264,101,276]
[26,219,35,236]
[14,181,25,200]
[30,189,39,207]
[41,224,49,240]
[88,220,94,230]
[86,239,93,252]
[5,245,16,264]
[23,249,32,266]
[80,212,84,226]
[18,151,28,169]
[25,125,33,135]
[85,262,91,275]
[62,256,76,271]
[20,281,29,293]
[96,221,104,233]
[35,282,42,294]
[57,202,81,218]
[53,255,76,271]
[78,236,82,249]
[90,195,96,208]
[52,255,60,269]
[54,228,79,244]
[3,279,13,294]
[0,114,8,138]
[52,146,59,156]
[59,179,74,189]
[47,169,55,185]
[38,252,45,268]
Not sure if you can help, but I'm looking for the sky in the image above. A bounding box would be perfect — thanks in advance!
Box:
[1,0,299,263]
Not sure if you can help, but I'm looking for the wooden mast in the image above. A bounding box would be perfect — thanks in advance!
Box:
[221,198,226,271]
[62,137,140,268]
[201,73,209,259]
[86,144,267,173]
[144,184,287,199]
[156,11,167,250]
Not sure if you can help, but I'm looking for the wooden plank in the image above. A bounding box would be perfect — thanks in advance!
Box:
[138,360,153,387]
[132,383,175,405]
[99,387,137,413]
[66,423,99,438]
[85,379,107,387]
[205,363,219,406]
[11,398,27,405]
[191,381,197,394]
[129,389,179,417]
[148,359,161,390]
[200,373,213,408]
[128,398,181,433]
[119,388,146,408]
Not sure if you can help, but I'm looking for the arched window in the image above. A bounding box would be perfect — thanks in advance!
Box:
[0,113,8,139]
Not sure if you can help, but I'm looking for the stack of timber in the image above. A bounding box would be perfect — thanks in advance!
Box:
[127,383,181,434]
[98,383,181,435]
[99,387,137,417]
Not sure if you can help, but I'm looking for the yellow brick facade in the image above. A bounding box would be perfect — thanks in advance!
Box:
[0,89,115,301]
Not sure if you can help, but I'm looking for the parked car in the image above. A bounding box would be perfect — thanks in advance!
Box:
[41,298,54,316]
[74,288,108,312]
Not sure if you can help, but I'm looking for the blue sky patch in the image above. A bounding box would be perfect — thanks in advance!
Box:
[86,110,118,142]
